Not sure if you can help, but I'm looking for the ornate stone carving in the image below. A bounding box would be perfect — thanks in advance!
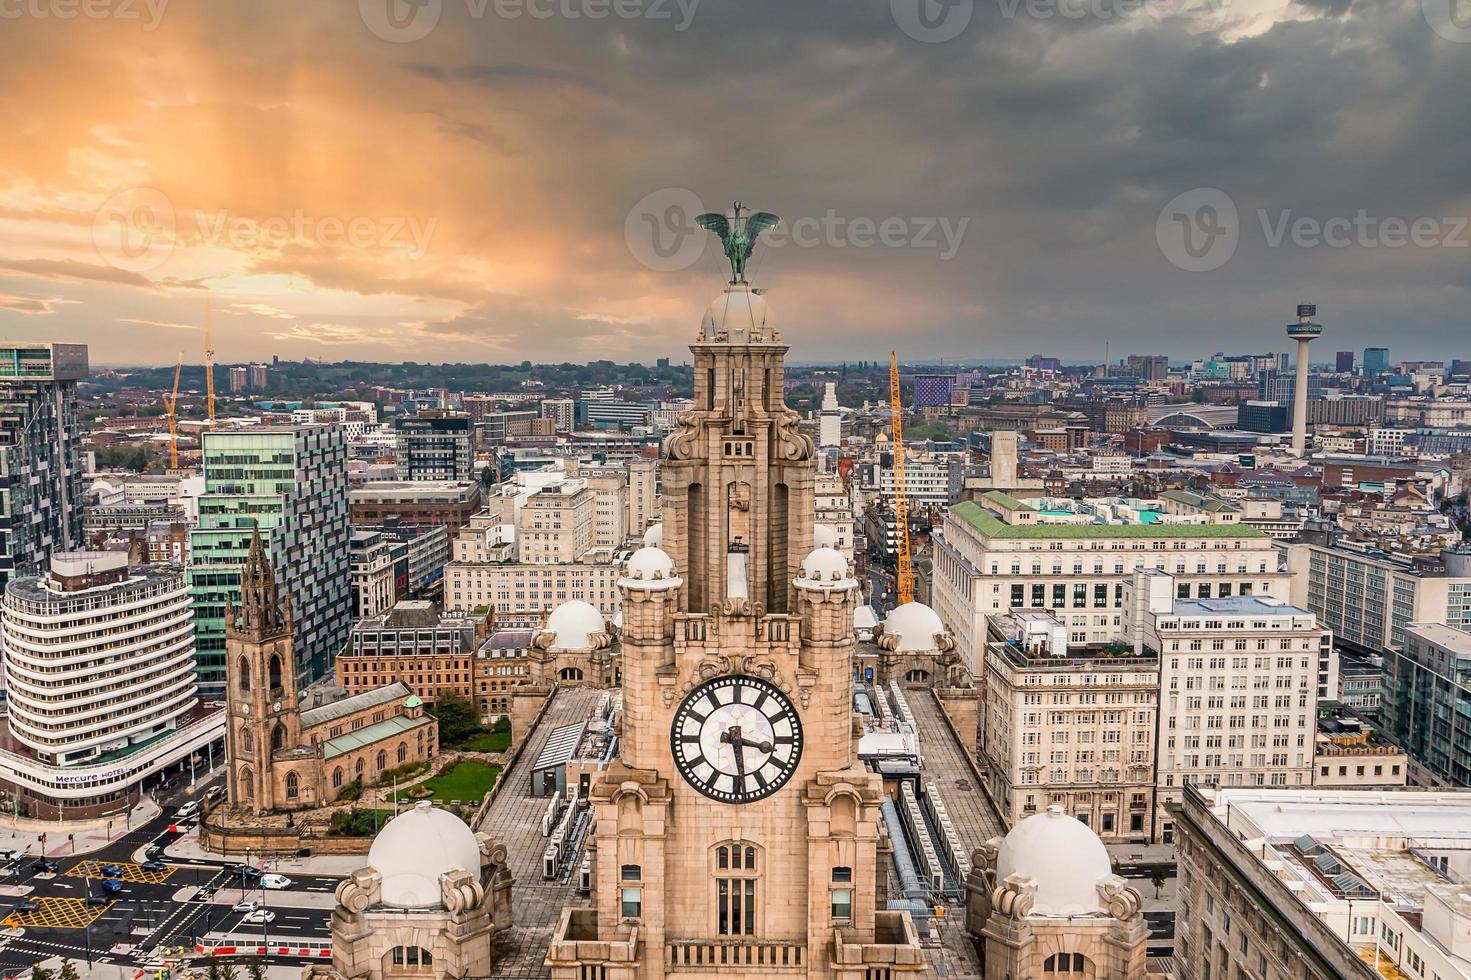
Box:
[334,868,382,915]
[991,872,1038,919]
[1096,874,1144,921]
[533,628,612,653]
[771,409,814,461]
[441,868,486,916]
[663,412,701,460]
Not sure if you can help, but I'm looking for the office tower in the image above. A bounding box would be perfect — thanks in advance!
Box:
[1363,346,1390,376]
[1335,350,1355,373]
[910,373,956,409]
[394,411,474,481]
[0,549,220,819]
[819,382,841,447]
[1380,623,1471,786]
[0,343,87,586]
[189,425,351,685]
[1285,304,1323,456]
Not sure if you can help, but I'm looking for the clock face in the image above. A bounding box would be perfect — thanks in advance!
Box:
[671,675,803,804]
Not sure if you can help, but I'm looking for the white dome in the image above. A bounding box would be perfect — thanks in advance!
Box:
[367,802,482,909]
[882,601,946,652]
[700,286,774,344]
[796,546,854,590]
[544,600,605,651]
[642,523,664,547]
[854,605,879,631]
[995,806,1112,916]
[813,524,837,548]
[620,546,680,591]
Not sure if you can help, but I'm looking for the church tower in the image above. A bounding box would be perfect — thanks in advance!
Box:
[548,204,925,980]
[224,528,303,815]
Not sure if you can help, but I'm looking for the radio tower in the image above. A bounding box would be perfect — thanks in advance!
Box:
[1285,304,1322,456]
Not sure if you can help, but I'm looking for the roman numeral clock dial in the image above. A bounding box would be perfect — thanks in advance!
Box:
[671,675,803,803]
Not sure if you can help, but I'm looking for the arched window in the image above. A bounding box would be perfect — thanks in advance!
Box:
[376,749,388,771]
[268,654,283,693]
[356,757,366,778]
[396,742,408,764]
[559,667,584,682]
[1044,952,1091,974]
[271,723,286,753]
[285,771,299,799]
[332,767,344,789]
[712,840,761,937]
[238,656,252,693]
[238,767,254,801]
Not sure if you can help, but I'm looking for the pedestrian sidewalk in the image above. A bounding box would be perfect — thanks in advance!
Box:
[164,827,367,876]
[0,797,162,861]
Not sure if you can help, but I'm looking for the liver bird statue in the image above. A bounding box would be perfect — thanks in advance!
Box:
[696,201,780,284]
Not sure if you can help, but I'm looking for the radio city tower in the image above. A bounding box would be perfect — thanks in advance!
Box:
[1286,304,1323,456]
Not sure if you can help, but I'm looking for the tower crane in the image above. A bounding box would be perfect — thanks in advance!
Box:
[889,351,915,606]
[163,352,183,469]
[204,294,217,425]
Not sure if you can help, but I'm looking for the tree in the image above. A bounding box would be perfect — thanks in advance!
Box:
[57,961,79,980]
[220,964,240,980]
[1150,868,1167,898]
[31,964,55,980]
[429,691,482,746]
[480,464,497,487]
[246,957,268,980]
[205,962,224,980]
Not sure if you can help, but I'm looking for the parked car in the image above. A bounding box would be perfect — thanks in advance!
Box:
[101,878,123,894]
[174,801,199,820]
[140,860,167,873]
[100,864,124,877]
[231,900,259,913]
[260,874,292,890]
[241,909,275,925]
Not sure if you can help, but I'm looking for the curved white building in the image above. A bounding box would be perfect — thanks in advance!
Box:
[1,551,222,818]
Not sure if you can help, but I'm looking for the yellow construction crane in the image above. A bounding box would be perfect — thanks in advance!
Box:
[163,352,183,469]
[889,351,915,606]
[204,294,216,425]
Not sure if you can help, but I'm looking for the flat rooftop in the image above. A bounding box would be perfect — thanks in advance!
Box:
[1406,622,1471,655]
[1170,595,1311,617]
[952,500,1265,540]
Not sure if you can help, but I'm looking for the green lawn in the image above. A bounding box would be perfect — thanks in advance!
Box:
[459,730,512,753]
[392,761,501,804]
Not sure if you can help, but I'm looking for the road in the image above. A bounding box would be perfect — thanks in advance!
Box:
[0,778,336,976]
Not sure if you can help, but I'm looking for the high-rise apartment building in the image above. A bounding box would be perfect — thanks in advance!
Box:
[626,457,658,535]
[188,425,351,685]
[248,363,270,388]
[394,411,474,481]
[228,365,248,393]
[933,492,1292,677]
[0,343,87,586]
[539,397,574,433]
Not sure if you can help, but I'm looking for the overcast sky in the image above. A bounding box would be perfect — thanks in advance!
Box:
[1,0,1468,367]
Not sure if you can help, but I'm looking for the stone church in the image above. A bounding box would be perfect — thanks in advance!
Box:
[224,531,438,814]
[543,267,929,978]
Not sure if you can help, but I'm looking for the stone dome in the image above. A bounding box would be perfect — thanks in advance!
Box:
[543,600,605,651]
[882,601,946,652]
[700,286,774,344]
[642,522,664,547]
[813,523,837,548]
[367,802,482,909]
[796,546,854,590]
[995,805,1112,916]
[620,546,681,591]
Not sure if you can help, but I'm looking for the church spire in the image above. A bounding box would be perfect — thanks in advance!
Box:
[229,527,290,639]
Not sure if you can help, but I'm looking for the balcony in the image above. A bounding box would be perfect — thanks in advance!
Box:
[668,940,806,971]
[830,911,926,975]
[545,909,639,980]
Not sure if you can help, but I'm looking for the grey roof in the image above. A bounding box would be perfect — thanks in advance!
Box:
[323,713,431,760]
[301,681,413,729]
[532,722,587,772]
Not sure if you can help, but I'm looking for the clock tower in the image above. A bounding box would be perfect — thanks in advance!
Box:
[548,205,926,979]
